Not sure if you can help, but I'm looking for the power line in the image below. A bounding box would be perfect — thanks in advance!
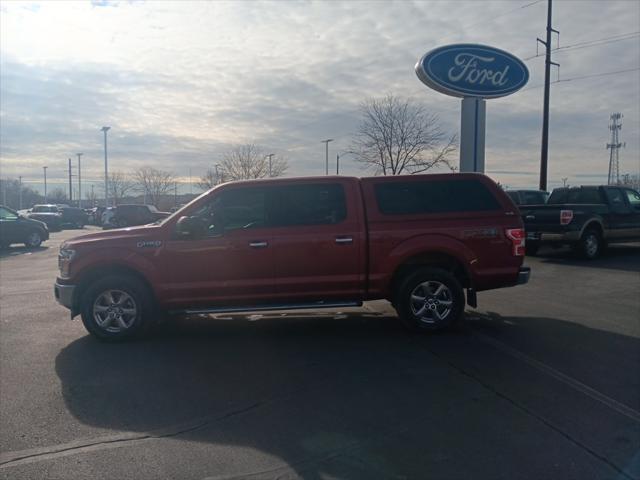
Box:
[523,31,640,61]
[556,31,639,51]
[520,66,640,92]
[460,0,544,31]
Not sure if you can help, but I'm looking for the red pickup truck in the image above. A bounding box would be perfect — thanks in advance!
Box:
[55,173,530,340]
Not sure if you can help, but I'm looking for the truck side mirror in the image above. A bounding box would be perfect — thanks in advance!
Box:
[176,216,200,239]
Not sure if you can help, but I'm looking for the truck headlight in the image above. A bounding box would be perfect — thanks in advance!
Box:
[58,247,76,278]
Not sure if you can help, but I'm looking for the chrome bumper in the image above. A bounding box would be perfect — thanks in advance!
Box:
[54,282,75,309]
[517,267,531,285]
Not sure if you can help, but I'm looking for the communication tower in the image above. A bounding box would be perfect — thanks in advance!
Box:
[606,113,625,185]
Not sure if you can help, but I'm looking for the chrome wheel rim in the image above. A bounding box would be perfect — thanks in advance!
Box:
[585,234,598,257]
[410,281,453,324]
[93,290,137,333]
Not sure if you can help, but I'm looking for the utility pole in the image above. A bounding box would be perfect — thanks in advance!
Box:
[266,154,274,177]
[321,139,333,175]
[537,0,560,191]
[607,113,625,185]
[18,176,23,210]
[43,166,48,203]
[68,158,73,203]
[76,153,83,208]
[101,126,110,207]
[174,181,178,207]
[91,185,95,206]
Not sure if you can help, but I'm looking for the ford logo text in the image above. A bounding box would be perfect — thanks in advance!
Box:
[416,44,529,99]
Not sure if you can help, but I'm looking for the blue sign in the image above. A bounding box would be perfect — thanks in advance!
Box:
[415,44,529,99]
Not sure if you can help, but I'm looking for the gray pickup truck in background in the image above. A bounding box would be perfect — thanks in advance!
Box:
[521,185,640,258]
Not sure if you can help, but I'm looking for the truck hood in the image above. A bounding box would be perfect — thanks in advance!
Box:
[63,225,164,248]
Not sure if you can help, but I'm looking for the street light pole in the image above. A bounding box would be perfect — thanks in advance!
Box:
[76,153,83,208]
[321,139,333,175]
[43,166,48,203]
[101,127,110,207]
[18,176,23,210]
[266,154,274,177]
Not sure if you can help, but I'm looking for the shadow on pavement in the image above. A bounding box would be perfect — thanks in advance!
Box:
[532,243,640,273]
[54,312,640,479]
[0,245,48,258]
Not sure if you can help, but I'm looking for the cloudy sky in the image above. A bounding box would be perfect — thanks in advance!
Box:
[1,0,639,195]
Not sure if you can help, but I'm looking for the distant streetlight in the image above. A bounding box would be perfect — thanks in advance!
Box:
[321,139,333,175]
[76,153,83,208]
[101,127,110,207]
[18,176,23,209]
[43,166,48,203]
[266,154,274,177]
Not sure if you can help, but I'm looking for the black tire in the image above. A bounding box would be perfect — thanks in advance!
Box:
[24,231,42,248]
[576,229,602,259]
[80,275,154,341]
[526,241,540,256]
[394,267,465,332]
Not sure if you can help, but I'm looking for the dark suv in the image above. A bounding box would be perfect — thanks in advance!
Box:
[109,204,170,228]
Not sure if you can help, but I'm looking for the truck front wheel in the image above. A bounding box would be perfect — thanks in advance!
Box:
[80,275,154,341]
[395,267,465,332]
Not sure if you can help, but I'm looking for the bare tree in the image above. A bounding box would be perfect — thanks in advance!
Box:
[107,171,135,205]
[350,94,457,175]
[85,187,98,207]
[133,167,176,207]
[196,167,224,191]
[220,144,288,181]
[49,188,68,204]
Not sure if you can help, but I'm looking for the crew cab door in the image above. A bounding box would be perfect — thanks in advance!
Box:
[604,187,637,240]
[622,189,640,239]
[160,185,276,308]
[269,180,364,301]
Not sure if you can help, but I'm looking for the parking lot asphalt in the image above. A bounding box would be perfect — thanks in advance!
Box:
[0,228,639,480]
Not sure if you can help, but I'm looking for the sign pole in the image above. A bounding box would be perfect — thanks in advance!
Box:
[459,97,486,173]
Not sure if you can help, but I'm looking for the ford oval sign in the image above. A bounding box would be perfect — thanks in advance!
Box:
[415,44,529,99]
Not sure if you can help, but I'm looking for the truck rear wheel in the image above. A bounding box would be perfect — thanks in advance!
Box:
[80,275,154,341]
[576,229,602,259]
[394,267,465,332]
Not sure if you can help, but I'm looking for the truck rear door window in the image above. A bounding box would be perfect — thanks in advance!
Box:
[271,184,346,226]
[374,179,500,215]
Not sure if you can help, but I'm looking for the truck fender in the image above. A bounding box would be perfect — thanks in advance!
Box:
[579,217,605,239]
[381,233,477,289]
[71,248,159,313]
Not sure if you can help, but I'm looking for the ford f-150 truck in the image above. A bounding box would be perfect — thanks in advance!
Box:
[55,173,530,340]
[521,185,640,258]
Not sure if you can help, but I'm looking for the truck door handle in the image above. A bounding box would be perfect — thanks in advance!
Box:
[335,237,353,244]
[249,241,268,248]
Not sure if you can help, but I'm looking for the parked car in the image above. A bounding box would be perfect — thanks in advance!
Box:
[506,189,549,206]
[27,204,62,231]
[0,205,49,248]
[521,185,640,258]
[54,173,530,340]
[108,204,170,228]
[59,207,88,229]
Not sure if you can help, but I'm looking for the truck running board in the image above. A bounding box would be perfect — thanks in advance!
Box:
[180,300,363,315]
